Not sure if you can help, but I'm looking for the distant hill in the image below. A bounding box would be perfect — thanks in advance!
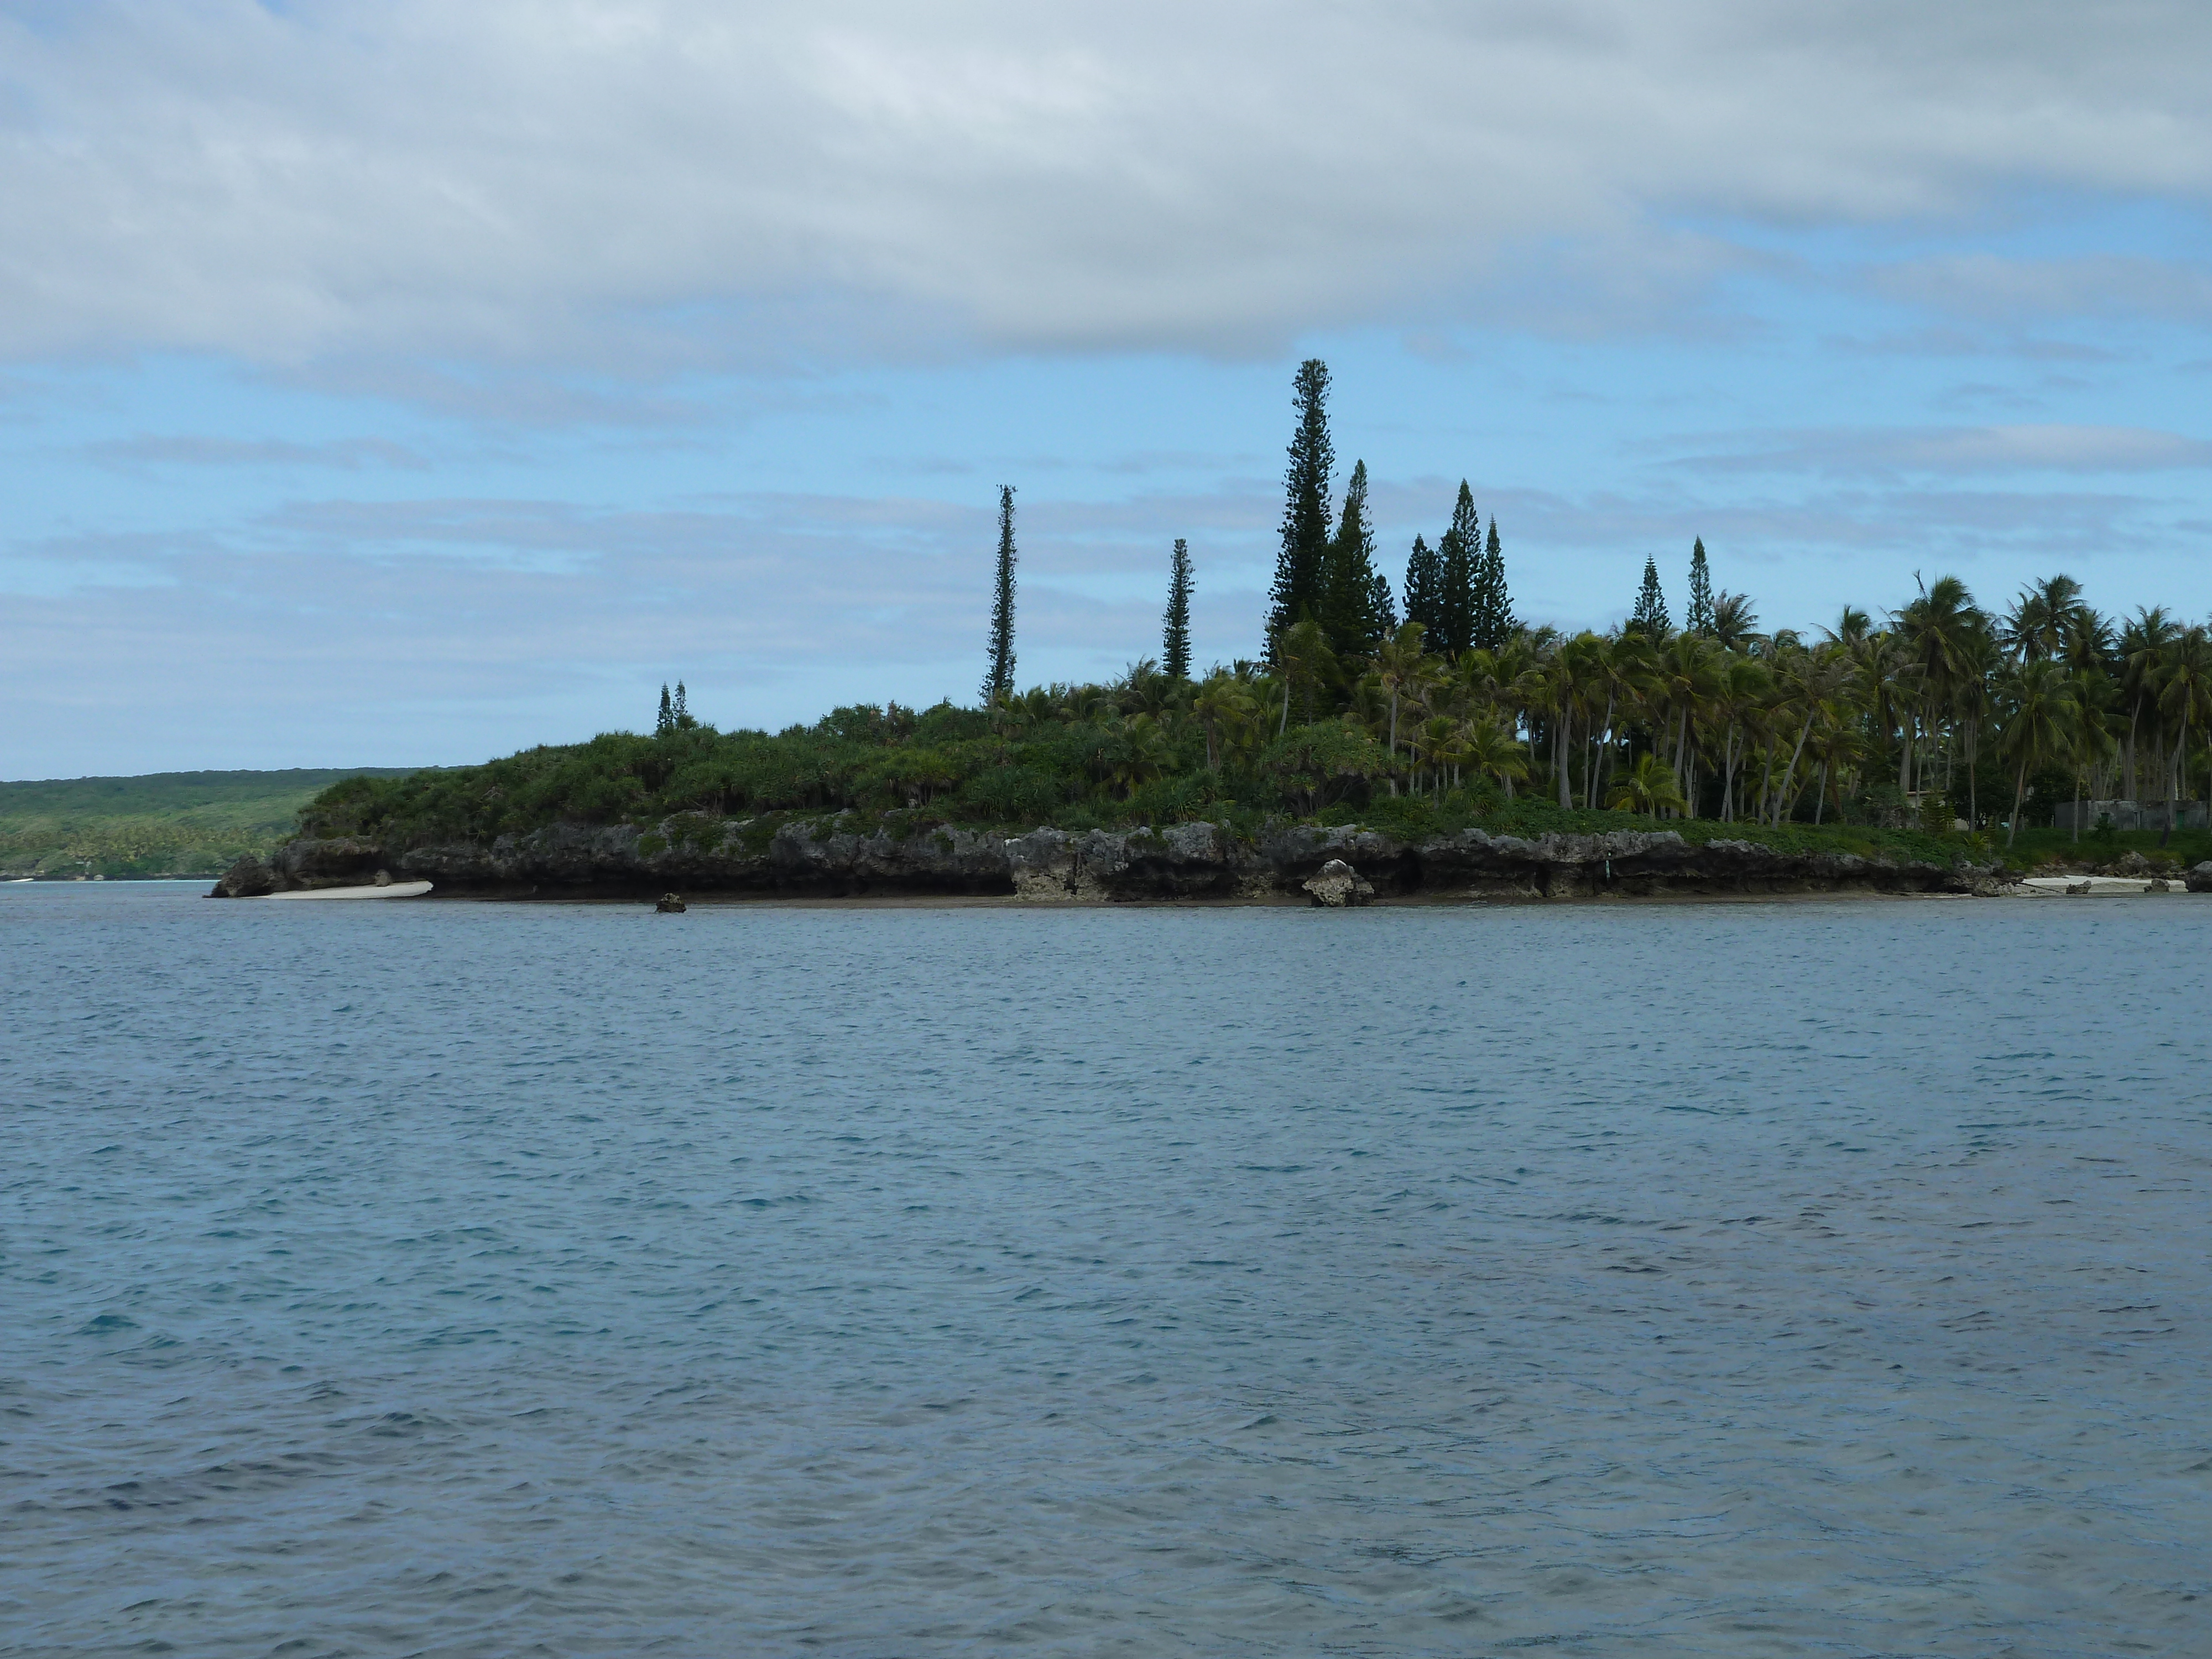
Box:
[0,768,424,879]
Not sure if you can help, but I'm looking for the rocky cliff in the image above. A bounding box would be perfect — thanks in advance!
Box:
[212,817,1995,901]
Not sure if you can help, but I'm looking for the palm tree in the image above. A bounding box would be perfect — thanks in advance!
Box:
[1105,713,1172,797]
[1895,574,1985,801]
[1822,606,1872,648]
[2119,607,2178,801]
[1193,671,1257,771]
[2157,625,2212,835]
[1460,717,1530,798]
[1606,753,1687,816]
[1371,622,1431,766]
[1275,618,1338,735]
[1710,592,1762,653]
[1712,655,1772,822]
[2000,574,2085,666]
[1997,659,2075,847]
[2063,670,2119,842]
[1765,644,1855,825]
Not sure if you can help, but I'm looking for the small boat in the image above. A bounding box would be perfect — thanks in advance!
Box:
[264,880,434,901]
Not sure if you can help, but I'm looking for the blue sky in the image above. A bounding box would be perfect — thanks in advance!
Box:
[3,2,2209,777]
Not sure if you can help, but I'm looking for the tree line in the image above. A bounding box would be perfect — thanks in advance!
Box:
[966,358,2211,842]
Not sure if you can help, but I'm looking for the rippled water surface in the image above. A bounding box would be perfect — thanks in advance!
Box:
[3,883,2209,1657]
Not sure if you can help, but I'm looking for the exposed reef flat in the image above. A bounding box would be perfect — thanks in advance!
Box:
[207,818,2060,903]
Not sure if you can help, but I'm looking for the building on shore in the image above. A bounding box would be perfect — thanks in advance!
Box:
[2050,799,2208,833]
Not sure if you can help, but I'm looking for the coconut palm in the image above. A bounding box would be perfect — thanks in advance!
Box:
[1460,717,1530,798]
[1710,592,1762,653]
[1274,618,1339,735]
[2157,625,2212,831]
[1997,659,2075,847]
[1371,621,1431,765]
[2063,669,2119,842]
[1606,752,1688,816]
[2118,607,2178,801]
[1193,671,1258,771]
[1712,655,1773,821]
[2000,574,2085,666]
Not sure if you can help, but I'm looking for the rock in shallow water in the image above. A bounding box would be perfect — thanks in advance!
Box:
[655,893,687,913]
[1303,859,1374,907]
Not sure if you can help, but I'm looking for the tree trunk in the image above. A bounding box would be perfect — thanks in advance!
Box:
[2007,759,2027,848]
[1773,713,1815,827]
[1555,709,1572,809]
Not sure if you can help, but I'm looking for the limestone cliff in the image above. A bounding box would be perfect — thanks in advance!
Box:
[212,817,1992,901]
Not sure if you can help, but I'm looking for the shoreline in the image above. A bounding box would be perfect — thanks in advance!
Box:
[202,818,2212,907]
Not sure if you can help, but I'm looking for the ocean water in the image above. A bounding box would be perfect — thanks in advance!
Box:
[2,882,2208,1658]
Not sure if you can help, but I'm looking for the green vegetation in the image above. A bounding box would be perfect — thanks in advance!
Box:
[1,769,418,878]
[300,359,2210,883]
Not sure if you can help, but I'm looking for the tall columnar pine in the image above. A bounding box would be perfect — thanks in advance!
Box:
[981,484,1018,705]
[1368,569,1400,643]
[1318,460,1390,662]
[656,684,673,736]
[1469,515,1517,650]
[1433,481,1481,656]
[1265,359,1335,660]
[1403,534,1442,639]
[1686,538,1715,634]
[1631,556,1671,635]
[672,681,690,728]
[1162,538,1194,680]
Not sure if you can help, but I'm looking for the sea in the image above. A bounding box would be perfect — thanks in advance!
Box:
[3,881,2207,1657]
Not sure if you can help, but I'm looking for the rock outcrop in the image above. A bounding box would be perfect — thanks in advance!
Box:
[2187,861,2212,894]
[212,816,2010,902]
[1303,859,1374,907]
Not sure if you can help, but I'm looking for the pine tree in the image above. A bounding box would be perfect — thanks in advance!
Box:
[1318,460,1387,662]
[1369,571,1399,639]
[1631,555,1671,635]
[1265,359,1334,660]
[656,684,673,737]
[672,681,691,728]
[980,485,1018,705]
[1434,481,1480,656]
[1469,516,1517,650]
[1403,534,1442,638]
[1686,537,1714,634]
[1162,538,1193,680]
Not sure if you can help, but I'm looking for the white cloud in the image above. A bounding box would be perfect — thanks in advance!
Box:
[2,1,2208,366]
[1677,423,2212,477]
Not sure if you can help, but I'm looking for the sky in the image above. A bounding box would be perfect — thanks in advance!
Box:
[3,1,2210,778]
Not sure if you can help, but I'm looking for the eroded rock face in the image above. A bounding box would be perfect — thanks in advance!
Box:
[212,855,277,898]
[1006,823,1236,900]
[212,815,1999,901]
[1302,858,1374,907]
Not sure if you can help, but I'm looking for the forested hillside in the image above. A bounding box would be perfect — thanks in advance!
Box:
[1,769,419,879]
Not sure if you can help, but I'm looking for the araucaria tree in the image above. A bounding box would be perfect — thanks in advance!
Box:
[1687,538,1714,634]
[1318,460,1390,663]
[1434,483,1480,656]
[1162,538,1194,680]
[656,684,673,736]
[981,485,1018,705]
[1470,515,1516,650]
[1266,359,1335,659]
[1403,534,1442,640]
[1631,556,1671,635]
